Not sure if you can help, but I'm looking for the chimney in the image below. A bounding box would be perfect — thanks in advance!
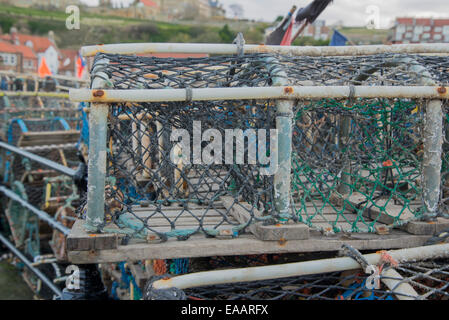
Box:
[10,27,19,45]
[48,30,55,45]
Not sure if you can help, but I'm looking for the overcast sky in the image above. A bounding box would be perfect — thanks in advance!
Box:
[81,0,449,28]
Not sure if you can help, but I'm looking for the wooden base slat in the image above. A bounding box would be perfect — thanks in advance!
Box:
[222,197,309,241]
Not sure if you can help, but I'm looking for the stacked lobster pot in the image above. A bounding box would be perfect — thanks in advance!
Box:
[51,42,449,300]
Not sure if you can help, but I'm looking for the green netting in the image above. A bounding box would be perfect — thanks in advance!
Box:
[291,98,425,233]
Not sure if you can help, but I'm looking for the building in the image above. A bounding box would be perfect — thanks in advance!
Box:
[303,20,330,41]
[0,41,37,73]
[0,0,81,8]
[391,18,449,44]
[135,0,161,19]
[1,29,60,74]
[265,19,330,42]
[209,0,226,18]
[160,0,212,20]
[59,48,78,77]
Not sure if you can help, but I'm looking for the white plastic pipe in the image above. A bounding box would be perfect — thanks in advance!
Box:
[0,91,69,98]
[381,268,420,300]
[81,42,449,58]
[152,243,449,291]
[70,86,449,103]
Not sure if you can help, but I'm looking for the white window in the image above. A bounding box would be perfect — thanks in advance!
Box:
[434,34,443,41]
[424,26,431,32]
[0,54,15,66]
[422,33,431,39]
[396,25,406,34]
[405,32,412,38]
[414,25,424,34]
[435,27,443,33]
[443,26,449,34]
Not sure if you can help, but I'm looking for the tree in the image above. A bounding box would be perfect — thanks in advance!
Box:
[218,24,234,43]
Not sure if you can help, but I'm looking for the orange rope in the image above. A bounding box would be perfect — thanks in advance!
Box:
[153,259,167,275]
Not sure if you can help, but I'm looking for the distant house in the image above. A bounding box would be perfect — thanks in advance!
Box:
[0,41,38,73]
[265,20,330,42]
[209,0,226,18]
[303,20,330,41]
[2,0,81,9]
[160,0,212,20]
[1,29,60,75]
[391,18,449,44]
[135,0,161,19]
[59,48,78,77]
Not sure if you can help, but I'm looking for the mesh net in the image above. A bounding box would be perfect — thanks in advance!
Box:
[183,258,449,300]
[86,52,449,240]
[291,98,425,233]
[0,95,82,143]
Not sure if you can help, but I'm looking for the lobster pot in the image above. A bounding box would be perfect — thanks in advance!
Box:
[65,43,449,269]
[178,257,449,301]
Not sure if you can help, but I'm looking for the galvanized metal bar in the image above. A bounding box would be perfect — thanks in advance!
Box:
[0,70,89,83]
[0,233,63,298]
[0,141,76,177]
[266,57,293,220]
[81,42,449,58]
[0,91,69,99]
[85,58,111,233]
[400,58,443,216]
[422,99,443,215]
[152,242,449,291]
[70,86,449,103]
[0,185,70,235]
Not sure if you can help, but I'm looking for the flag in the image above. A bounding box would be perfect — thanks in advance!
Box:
[280,21,294,46]
[266,6,297,45]
[295,0,333,25]
[330,29,348,46]
[76,52,87,79]
[38,57,52,78]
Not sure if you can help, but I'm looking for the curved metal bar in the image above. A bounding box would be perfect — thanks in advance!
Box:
[0,141,76,178]
[0,185,70,236]
[0,233,63,298]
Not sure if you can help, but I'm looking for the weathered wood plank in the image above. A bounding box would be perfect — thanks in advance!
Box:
[67,230,432,264]
[128,263,151,289]
[222,197,309,241]
[18,130,80,147]
[67,220,119,252]
[345,192,449,235]
[404,217,449,235]
[131,202,225,212]
[347,192,417,224]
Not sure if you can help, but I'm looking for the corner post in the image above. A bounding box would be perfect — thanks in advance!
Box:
[266,57,294,221]
[404,59,443,217]
[85,58,110,232]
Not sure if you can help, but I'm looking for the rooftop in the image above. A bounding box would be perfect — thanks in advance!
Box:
[0,41,37,60]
